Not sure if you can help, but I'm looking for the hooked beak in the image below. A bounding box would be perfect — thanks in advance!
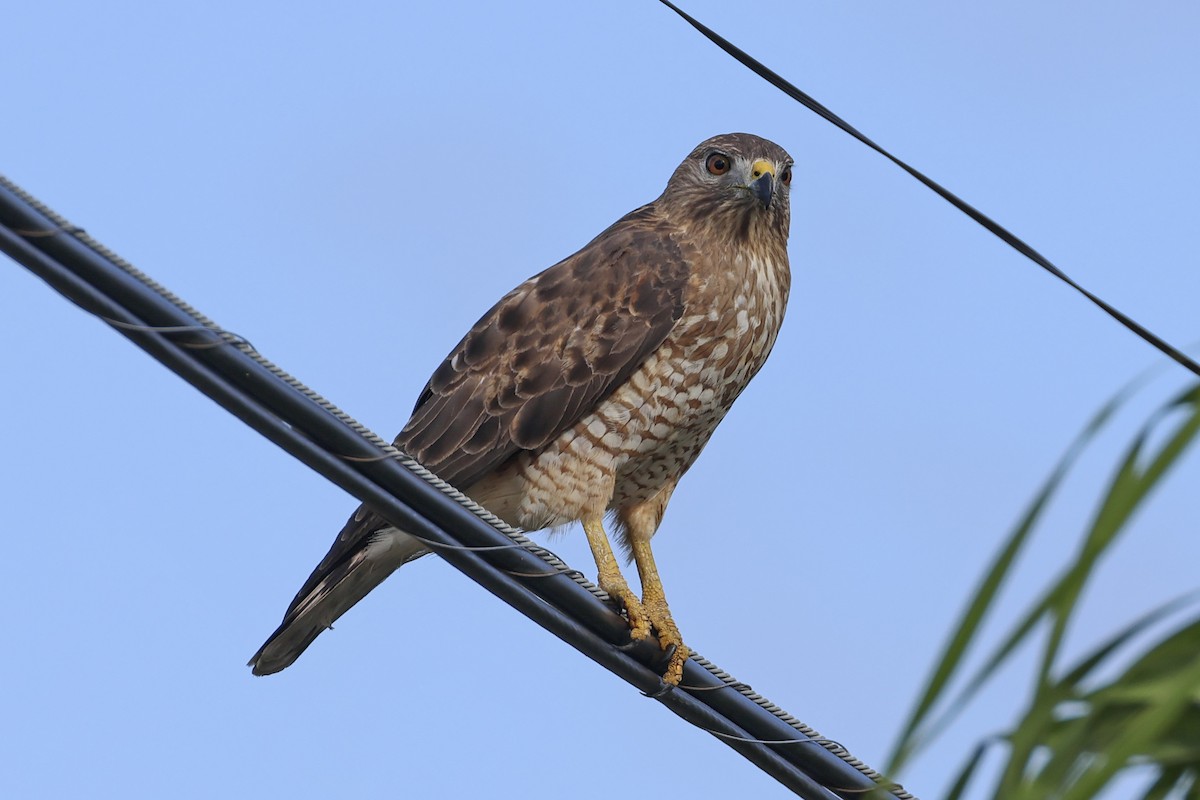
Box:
[749,159,775,208]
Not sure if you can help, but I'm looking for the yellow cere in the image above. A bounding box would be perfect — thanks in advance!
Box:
[750,159,775,178]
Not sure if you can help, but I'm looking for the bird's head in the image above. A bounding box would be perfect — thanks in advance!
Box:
[659,132,793,242]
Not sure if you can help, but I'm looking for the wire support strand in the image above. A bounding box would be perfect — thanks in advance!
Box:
[0,171,915,800]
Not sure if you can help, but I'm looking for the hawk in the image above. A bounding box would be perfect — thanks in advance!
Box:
[250,133,793,685]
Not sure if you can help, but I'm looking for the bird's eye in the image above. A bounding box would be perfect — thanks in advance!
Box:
[780,166,793,186]
[705,153,731,175]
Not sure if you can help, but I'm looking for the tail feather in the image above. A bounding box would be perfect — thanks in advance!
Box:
[249,509,428,675]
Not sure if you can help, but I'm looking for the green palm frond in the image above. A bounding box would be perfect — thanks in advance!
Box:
[888,374,1200,800]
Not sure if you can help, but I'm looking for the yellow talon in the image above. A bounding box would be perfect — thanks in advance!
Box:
[582,514,688,684]
[630,537,688,685]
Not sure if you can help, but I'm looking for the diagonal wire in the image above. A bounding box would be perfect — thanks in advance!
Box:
[0,172,915,800]
[656,0,1200,380]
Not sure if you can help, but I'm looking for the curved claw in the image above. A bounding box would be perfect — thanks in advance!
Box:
[641,680,677,699]
[654,624,688,686]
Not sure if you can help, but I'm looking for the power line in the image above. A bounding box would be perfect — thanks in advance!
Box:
[0,174,913,799]
[657,0,1200,380]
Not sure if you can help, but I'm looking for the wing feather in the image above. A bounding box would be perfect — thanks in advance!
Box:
[261,207,691,658]
[401,206,690,487]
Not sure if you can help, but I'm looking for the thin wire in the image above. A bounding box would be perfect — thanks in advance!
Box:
[96,318,257,350]
[501,567,581,579]
[656,0,1200,381]
[677,680,752,692]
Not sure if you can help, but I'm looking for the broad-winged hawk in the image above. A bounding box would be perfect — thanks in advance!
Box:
[250,132,793,684]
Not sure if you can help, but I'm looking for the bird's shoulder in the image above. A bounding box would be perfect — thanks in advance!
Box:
[398,202,693,488]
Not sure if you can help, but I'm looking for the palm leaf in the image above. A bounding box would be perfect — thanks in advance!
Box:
[993,384,1200,798]
[887,369,1200,799]
[887,366,1174,774]
[1013,619,1200,799]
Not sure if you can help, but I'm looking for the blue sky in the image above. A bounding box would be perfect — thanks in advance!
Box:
[3,2,1199,798]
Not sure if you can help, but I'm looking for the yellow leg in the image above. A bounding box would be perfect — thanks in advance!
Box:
[582,515,651,641]
[629,537,688,685]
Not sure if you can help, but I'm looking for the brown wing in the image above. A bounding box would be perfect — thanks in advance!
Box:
[398,204,690,488]
[253,205,692,668]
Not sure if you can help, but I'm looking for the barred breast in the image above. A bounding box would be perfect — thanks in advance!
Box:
[471,246,790,533]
